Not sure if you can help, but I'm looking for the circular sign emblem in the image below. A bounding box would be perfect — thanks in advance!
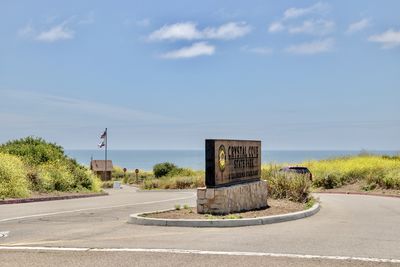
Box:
[218,145,226,172]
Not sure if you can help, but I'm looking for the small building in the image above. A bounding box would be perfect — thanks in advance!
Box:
[90,160,113,181]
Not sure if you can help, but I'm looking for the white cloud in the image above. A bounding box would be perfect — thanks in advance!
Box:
[268,22,285,33]
[35,22,74,42]
[283,2,330,20]
[285,38,334,54]
[368,29,400,49]
[269,3,334,36]
[148,22,251,41]
[346,19,370,34]
[149,22,202,41]
[288,19,335,35]
[161,42,215,59]
[202,22,251,40]
[18,15,93,43]
[242,46,273,55]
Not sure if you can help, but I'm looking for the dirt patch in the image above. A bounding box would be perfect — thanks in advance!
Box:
[142,198,306,220]
[314,182,400,197]
[0,191,107,205]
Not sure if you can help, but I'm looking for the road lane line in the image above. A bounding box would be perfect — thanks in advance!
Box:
[0,246,399,264]
[0,193,194,223]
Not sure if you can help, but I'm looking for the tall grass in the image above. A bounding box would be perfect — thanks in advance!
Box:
[111,165,153,185]
[142,174,205,190]
[304,155,400,189]
[0,153,30,198]
[140,155,400,197]
[262,165,312,202]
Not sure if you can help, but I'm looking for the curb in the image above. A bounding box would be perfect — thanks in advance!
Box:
[128,203,320,228]
[0,192,108,205]
[314,191,400,199]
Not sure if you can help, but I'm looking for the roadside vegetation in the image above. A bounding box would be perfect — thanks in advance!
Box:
[141,162,205,189]
[0,137,101,199]
[133,162,312,203]
[109,162,205,190]
[305,154,400,190]
[105,166,153,188]
[132,154,399,204]
[263,154,400,193]
[261,167,312,203]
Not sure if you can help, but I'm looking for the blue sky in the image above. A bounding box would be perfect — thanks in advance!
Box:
[1,0,399,150]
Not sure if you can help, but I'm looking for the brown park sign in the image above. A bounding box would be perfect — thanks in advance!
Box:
[205,139,261,188]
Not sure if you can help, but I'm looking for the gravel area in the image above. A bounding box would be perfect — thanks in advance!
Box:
[142,198,306,219]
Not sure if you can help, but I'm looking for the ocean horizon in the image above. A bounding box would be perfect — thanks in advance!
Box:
[65,149,399,171]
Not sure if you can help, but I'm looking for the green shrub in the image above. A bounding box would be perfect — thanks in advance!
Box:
[0,136,67,166]
[126,170,153,184]
[174,176,195,189]
[362,183,377,191]
[0,137,101,194]
[379,170,400,189]
[101,181,114,189]
[38,162,75,191]
[382,154,400,160]
[36,161,101,192]
[143,178,160,189]
[138,171,153,180]
[305,155,400,190]
[153,162,178,178]
[26,167,41,191]
[75,168,101,192]
[169,168,196,177]
[313,173,342,189]
[140,173,205,190]
[71,166,98,191]
[264,166,311,203]
[0,153,30,198]
[112,166,125,180]
[305,197,316,209]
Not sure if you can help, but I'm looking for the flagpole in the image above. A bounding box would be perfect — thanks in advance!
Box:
[105,128,107,180]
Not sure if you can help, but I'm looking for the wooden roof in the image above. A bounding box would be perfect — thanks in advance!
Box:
[90,160,113,171]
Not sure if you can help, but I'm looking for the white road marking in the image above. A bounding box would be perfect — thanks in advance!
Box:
[0,246,399,264]
[0,231,9,238]
[0,193,194,223]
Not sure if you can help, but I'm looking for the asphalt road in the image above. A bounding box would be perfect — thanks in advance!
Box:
[0,186,399,266]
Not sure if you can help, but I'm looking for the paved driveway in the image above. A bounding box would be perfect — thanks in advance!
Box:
[0,186,399,266]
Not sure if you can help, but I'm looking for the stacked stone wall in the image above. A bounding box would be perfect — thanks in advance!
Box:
[197,180,268,215]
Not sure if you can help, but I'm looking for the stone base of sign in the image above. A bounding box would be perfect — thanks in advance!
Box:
[197,180,268,215]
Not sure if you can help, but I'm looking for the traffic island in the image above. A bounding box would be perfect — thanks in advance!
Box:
[128,200,320,227]
[129,139,319,227]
